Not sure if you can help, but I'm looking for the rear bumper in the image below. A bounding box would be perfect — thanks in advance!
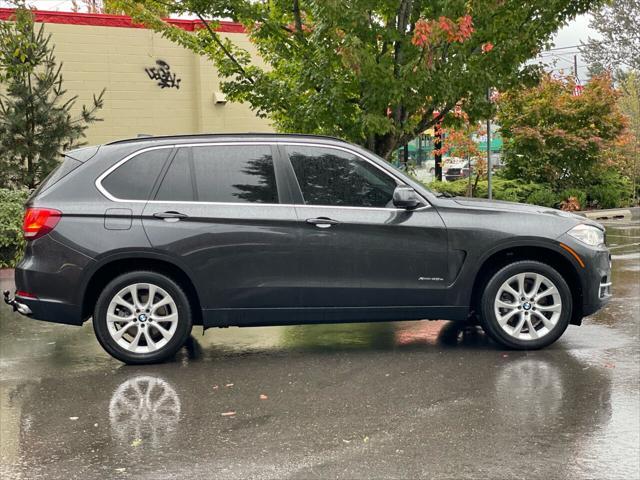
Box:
[5,291,83,326]
[13,234,92,326]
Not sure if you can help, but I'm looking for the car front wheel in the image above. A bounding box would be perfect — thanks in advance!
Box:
[480,261,572,350]
[93,271,193,364]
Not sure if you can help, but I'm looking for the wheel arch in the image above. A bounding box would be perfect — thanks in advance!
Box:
[80,253,203,325]
[470,244,584,325]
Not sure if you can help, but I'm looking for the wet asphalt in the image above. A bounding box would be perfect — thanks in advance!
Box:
[0,221,638,480]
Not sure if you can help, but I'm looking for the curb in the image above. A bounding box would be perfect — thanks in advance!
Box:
[578,207,640,221]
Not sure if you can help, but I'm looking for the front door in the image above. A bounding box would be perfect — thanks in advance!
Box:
[142,143,300,317]
[282,144,449,309]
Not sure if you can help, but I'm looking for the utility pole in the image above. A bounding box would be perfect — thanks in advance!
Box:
[403,143,409,169]
[574,54,578,80]
[487,88,492,200]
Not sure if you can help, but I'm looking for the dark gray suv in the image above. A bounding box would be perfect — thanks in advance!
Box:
[4,134,612,364]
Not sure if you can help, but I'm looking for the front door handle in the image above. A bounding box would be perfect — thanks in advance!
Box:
[153,211,188,222]
[306,217,339,229]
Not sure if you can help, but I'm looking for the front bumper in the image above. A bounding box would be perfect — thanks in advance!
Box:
[578,245,612,317]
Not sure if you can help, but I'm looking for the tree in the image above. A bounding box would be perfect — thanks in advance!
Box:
[614,71,640,201]
[0,7,105,189]
[580,0,640,73]
[497,73,627,190]
[115,0,603,159]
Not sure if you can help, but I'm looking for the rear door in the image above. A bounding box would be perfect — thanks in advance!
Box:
[142,143,300,313]
[282,143,449,308]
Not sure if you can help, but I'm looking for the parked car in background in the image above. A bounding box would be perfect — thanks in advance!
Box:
[444,160,471,181]
[4,134,611,364]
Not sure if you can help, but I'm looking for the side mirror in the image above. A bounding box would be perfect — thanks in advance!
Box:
[392,186,420,210]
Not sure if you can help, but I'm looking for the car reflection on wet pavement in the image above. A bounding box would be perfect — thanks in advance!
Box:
[0,221,638,480]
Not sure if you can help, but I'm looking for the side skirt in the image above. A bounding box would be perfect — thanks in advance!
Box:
[202,306,469,329]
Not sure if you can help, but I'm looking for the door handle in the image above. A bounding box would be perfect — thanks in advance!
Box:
[153,211,188,222]
[306,217,339,229]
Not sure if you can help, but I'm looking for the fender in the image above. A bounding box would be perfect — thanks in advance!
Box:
[448,236,585,307]
[76,248,204,307]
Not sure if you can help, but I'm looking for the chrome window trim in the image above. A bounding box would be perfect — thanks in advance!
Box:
[95,141,431,211]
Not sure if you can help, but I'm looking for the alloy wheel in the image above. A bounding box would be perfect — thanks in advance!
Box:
[493,272,562,341]
[106,283,179,353]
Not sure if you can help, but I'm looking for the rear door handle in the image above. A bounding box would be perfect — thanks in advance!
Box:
[306,217,340,229]
[153,211,188,222]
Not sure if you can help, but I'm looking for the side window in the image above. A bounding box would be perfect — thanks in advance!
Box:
[156,148,194,201]
[101,149,170,200]
[191,145,278,204]
[287,146,398,207]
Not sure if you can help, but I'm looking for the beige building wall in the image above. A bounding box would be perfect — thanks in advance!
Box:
[37,22,272,145]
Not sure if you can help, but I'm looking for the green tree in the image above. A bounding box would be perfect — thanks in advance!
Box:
[115,0,603,159]
[498,73,627,189]
[580,0,639,73]
[0,7,105,189]
[615,71,640,201]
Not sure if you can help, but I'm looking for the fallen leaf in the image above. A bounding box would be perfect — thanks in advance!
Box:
[259,394,268,400]
[225,383,234,387]
[212,385,219,390]
[115,468,126,473]
[342,439,351,444]
[131,439,142,447]
[363,436,369,443]
[93,423,98,427]
[221,411,236,417]
[69,416,79,421]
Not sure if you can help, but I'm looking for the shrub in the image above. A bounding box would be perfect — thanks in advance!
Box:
[585,171,633,209]
[0,188,28,267]
[426,178,561,207]
[559,188,587,210]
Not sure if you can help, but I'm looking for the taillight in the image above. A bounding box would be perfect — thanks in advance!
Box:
[23,208,62,240]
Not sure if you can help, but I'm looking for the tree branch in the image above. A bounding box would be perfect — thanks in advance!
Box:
[194,11,254,84]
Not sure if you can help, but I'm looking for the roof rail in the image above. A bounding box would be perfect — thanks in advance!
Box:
[105,132,344,146]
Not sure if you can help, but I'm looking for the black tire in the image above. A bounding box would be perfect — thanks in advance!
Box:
[479,260,572,350]
[93,271,193,364]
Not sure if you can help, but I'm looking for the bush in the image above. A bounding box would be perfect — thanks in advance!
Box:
[559,188,587,210]
[425,178,561,207]
[585,171,633,209]
[425,171,635,210]
[0,188,28,267]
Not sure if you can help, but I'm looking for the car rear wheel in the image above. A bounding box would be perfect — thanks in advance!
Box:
[480,261,572,350]
[93,271,193,364]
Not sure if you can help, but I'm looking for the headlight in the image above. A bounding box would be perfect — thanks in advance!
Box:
[568,224,605,246]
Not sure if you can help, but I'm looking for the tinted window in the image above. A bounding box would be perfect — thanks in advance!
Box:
[156,148,194,201]
[192,145,278,204]
[102,149,170,200]
[288,146,397,207]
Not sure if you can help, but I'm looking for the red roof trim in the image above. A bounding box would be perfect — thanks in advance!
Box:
[0,7,245,33]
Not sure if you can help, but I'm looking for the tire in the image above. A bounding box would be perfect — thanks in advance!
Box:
[479,261,572,350]
[93,271,193,364]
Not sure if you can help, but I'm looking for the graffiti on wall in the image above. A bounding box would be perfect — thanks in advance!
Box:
[145,60,181,90]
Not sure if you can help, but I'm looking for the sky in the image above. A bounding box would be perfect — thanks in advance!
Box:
[1,1,600,82]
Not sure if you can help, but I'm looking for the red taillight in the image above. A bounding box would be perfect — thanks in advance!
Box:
[16,290,37,299]
[23,208,61,240]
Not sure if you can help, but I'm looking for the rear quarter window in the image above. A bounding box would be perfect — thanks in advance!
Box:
[34,156,82,195]
[101,148,172,200]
